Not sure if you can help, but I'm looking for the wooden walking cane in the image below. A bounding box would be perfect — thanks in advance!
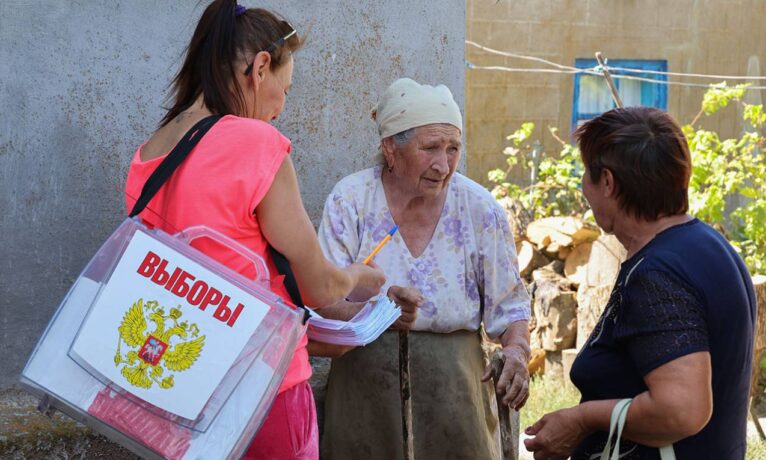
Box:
[490,349,517,460]
[400,330,414,460]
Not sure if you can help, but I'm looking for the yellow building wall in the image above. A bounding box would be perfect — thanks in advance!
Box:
[466,0,766,186]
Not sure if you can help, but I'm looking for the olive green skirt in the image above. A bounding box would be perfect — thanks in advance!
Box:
[320,330,501,460]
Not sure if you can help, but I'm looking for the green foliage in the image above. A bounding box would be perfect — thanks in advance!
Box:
[488,123,588,219]
[700,82,748,115]
[520,373,581,431]
[686,83,766,274]
[487,82,765,274]
[507,122,535,146]
[744,104,766,127]
[747,437,766,460]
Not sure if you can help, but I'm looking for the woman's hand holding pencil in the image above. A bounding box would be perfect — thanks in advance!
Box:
[344,261,386,303]
[344,225,398,302]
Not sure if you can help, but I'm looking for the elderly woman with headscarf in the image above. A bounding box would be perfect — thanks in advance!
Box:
[314,78,532,460]
[524,108,756,459]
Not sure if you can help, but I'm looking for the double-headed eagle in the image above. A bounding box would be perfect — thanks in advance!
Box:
[114,298,205,390]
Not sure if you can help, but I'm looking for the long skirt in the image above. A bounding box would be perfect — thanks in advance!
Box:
[320,330,501,460]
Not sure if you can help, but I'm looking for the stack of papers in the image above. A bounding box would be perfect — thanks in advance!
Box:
[307,296,401,346]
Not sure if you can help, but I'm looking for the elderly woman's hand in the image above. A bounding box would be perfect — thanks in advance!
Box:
[482,321,531,410]
[523,406,589,460]
[481,346,530,410]
[387,285,423,330]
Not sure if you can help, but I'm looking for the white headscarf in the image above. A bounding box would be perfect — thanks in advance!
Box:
[372,78,462,139]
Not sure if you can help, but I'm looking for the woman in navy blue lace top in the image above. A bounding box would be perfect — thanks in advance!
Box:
[524,107,756,459]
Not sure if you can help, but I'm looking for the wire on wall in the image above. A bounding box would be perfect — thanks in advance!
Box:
[465,40,766,90]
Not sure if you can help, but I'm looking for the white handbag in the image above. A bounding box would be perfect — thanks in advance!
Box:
[597,398,676,460]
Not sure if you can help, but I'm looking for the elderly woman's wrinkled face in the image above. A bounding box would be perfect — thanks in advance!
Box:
[386,124,461,197]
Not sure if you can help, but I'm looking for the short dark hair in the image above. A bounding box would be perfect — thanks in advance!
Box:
[161,0,303,126]
[574,107,691,221]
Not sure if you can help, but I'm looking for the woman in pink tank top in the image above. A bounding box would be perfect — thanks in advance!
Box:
[125,1,386,458]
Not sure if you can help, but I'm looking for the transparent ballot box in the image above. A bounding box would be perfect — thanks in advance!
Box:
[20,218,305,459]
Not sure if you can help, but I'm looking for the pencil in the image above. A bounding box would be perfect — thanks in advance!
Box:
[363,225,399,265]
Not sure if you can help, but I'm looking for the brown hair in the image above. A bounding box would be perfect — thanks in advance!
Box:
[160,0,302,126]
[574,107,691,221]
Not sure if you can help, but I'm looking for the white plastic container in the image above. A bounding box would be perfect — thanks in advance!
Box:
[20,217,305,459]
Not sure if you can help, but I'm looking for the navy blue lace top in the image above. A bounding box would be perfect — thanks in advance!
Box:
[570,219,756,459]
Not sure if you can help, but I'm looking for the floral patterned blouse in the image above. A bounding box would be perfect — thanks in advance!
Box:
[317,166,530,338]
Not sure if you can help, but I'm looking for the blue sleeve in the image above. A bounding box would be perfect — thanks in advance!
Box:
[614,269,709,376]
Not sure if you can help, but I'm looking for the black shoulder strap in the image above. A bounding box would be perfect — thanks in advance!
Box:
[268,246,305,307]
[269,246,311,323]
[129,115,223,218]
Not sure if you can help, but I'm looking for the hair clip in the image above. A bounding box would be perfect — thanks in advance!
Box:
[235,4,246,16]
[371,109,377,121]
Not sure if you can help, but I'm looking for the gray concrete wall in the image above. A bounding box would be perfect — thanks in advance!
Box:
[0,0,465,390]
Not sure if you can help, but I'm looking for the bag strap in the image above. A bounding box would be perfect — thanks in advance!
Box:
[659,445,676,460]
[595,398,676,460]
[269,246,311,324]
[128,114,223,218]
[598,398,632,460]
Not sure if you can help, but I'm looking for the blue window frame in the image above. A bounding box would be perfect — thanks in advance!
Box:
[572,59,668,131]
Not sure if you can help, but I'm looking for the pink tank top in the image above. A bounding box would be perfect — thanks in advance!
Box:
[125,115,310,394]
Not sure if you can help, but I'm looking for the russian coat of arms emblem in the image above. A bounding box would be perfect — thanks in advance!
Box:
[114,298,205,389]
